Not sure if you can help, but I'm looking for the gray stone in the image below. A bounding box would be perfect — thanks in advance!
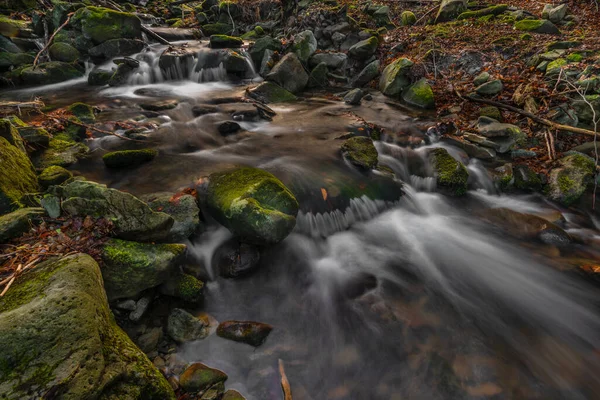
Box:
[344,88,364,105]
[309,52,347,69]
[475,79,503,96]
[292,30,317,63]
[41,194,61,218]
[129,296,152,322]
[143,192,200,242]
[379,58,413,97]
[89,38,145,61]
[352,60,380,87]
[167,308,208,343]
[266,53,309,94]
[0,207,44,243]
[436,0,468,23]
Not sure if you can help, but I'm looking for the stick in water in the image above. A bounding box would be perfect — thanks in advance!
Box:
[278,359,293,400]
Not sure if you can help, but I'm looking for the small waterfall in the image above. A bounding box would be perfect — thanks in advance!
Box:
[376,141,436,192]
[467,159,496,194]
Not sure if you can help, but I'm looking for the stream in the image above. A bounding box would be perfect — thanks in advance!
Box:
[3,42,600,400]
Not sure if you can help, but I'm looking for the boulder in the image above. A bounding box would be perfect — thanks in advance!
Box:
[203,167,299,244]
[308,62,328,88]
[348,36,378,60]
[247,81,297,103]
[0,254,175,400]
[48,42,79,62]
[143,192,200,242]
[17,126,51,149]
[546,153,595,206]
[341,136,378,169]
[542,4,568,23]
[8,61,83,86]
[71,6,142,44]
[210,34,243,49]
[344,88,364,105]
[68,102,95,123]
[61,180,174,242]
[0,118,25,153]
[102,149,158,168]
[216,321,273,347]
[201,23,233,36]
[88,38,145,61]
[0,207,44,242]
[167,308,208,343]
[0,15,28,37]
[0,137,38,215]
[402,78,435,109]
[309,52,347,69]
[429,148,469,196]
[224,50,250,75]
[292,30,317,63]
[88,68,113,86]
[34,134,89,169]
[514,19,560,34]
[0,52,34,72]
[101,239,186,300]
[476,116,524,139]
[475,79,503,96]
[159,272,204,303]
[514,164,543,192]
[139,99,178,112]
[435,0,468,23]
[38,165,73,189]
[248,36,281,67]
[266,53,309,94]
[378,58,413,97]
[352,60,379,88]
[473,71,490,86]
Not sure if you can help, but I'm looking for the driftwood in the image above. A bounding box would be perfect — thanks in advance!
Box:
[0,100,45,115]
[278,359,293,400]
[33,13,73,69]
[461,93,600,138]
[42,113,145,142]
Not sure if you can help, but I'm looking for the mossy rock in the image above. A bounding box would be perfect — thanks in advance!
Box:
[88,68,113,86]
[0,254,176,399]
[266,53,308,94]
[210,34,243,49]
[402,78,435,109]
[101,239,186,300]
[223,390,247,400]
[159,272,204,303]
[68,102,95,124]
[0,0,36,12]
[0,137,38,215]
[8,61,84,86]
[0,52,34,72]
[341,136,379,170]
[0,15,28,38]
[513,164,543,192]
[0,118,25,153]
[348,36,378,60]
[400,11,417,26]
[292,30,317,64]
[38,165,73,189]
[248,36,281,66]
[479,106,502,121]
[102,149,158,168]
[379,57,413,97]
[202,23,233,36]
[204,167,299,245]
[0,207,44,243]
[17,126,51,149]
[546,153,595,206]
[143,192,200,242]
[247,81,297,103]
[457,4,508,20]
[48,42,79,63]
[179,363,227,393]
[35,133,89,169]
[435,0,468,23]
[71,6,142,44]
[514,19,560,34]
[430,148,469,196]
[545,58,567,77]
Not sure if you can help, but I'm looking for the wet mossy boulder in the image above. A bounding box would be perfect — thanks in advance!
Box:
[401,11,417,26]
[8,61,83,86]
[248,81,297,103]
[514,19,560,34]
[102,149,158,168]
[348,36,379,60]
[402,78,435,109]
[38,165,72,189]
[88,68,113,86]
[0,52,34,72]
[166,308,207,343]
[435,0,468,23]
[202,23,233,36]
[0,253,176,400]
[71,6,142,44]
[179,363,227,393]
[48,42,79,63]
[429,148,469,196]
[216,320,273,347]
[35,133,89,169]
[143,192,201,242]
[546,153,595,206]
[341,136,379,170]
[159,272,204,303]
[292,30,317,64]
[101,239,186,300]
[0,207,44,242]
[266,52,309,94]
[210,34,243,49]
[379,57,413,97]
[88,38,145,61]
[204,167,299,245]
[17,126,51,149]
[0,137,38,215]
[68,102,95,124]
[61,180,174,242]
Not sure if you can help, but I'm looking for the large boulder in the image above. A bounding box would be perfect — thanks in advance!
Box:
[0,52,34,72]
[48,42,79,63]
[429,148,469,196]
[292,30,317,63]
[143,192,201,242]
[71,6,142,44]
[379,58,413,97]
[101,239,186,300]
[88,38,145,61]
[546,153,595,206]
[435,0,468,23]
[0,254,175,400]
[402,78,435,109]
[0,137,38,215]
[348,36,378,60]
[61,180,174,242]
[266,53,309,94]
[203,167,299,244]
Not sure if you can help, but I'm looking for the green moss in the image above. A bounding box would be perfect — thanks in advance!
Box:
[0,51,34,71]
[38,165,73,189]
[102,149,157,168]
[430,148,469,196]
[566,52,583,62]
[68,102,95,124]
[0,137,39,214]
[458,4,508,20]
[341,136,379,169]
[402,78,435,109]
[379,57,414,97]
[174,274,204,303]
[36,134,89,168]
[545,57,567,76]
[202,23,234,36]
[401,11,416,26]
[71,6,142,44]
[48,42,79,63]
[514,19,544,31]
[209,34,243,48]
[520,33,533,40]
[479,106,502,120]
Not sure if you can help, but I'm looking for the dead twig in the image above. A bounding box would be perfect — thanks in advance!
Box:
[33,13,73,69]
[278,359,293,400]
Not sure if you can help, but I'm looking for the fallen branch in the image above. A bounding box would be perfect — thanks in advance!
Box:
[461,93,600,138]
[33,13,73,69]
[0,100,45,115]
[278,359,293,400]
[45,113,146,142]
[415,4,439,25]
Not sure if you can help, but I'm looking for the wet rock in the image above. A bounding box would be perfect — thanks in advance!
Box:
[266,53,309,94]
[139,99,178,112]
[0,136,38,215]
[167,308,208,343]
[546,153,595,206]
[514,19,560,34]
[192,104,219,116]
[429,148,469,196]
[348,36,378,60]
[475,79,503,96]
[292,30,317,63]
[88,68,113,86]
[159,272,204,303]
[344,88,364,105]
[34,134,89,169]
[101,239,186,300]
[215,239,261,278]
[435,0,468,23]
[143,192,200,243]
[217,120,242,135]
[477,116,523,138]
[0,254,176,400]
[48,42,79,63]
[41,194,61,218]
[61,180,174,242]
[222,390,247,400]
[136,327,163,353]
[68,102,96,124]
[71,6,142,44]
[402,78,435,109]
[210,34,243,49]
[7,61,83,86]
[217,320,273,347]
[0,207,44,242]
[224,50,249,75]
[341,136,378,170]
[248,81,297,103]
[203,167,299,245]
[0,52,34,72]
[379,57,413,97]
[102,149,158,168]
[308,62,329,88]
[248,36,281,67]
[258,48,275,76]
[352,59,379,88]
[129,296,152,322]
[179,363,227,393]
[309,52,347,69]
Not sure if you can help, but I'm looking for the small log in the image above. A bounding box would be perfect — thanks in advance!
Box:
[0,100,45,115]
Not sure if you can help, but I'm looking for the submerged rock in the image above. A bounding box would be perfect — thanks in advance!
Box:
[179,363,227,393]
[204,167,299,245]
[0,137,38,215]
[144,192,200,242]
[341,136,379,170]
[101,239,186,300]
[0,207,44,242]
[429,148,469,196]
[546,153,595,206]
[266,53,309,94]
[167,308,208,343]
[61,180,174,242]
[102,149,158,168]
[0,254,175,399]
[217,320,273,347]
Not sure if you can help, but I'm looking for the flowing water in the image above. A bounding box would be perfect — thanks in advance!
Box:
[3,42,600,400]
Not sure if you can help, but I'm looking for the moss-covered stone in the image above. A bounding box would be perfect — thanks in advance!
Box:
[223,390,247,400]
[143,192,200,242]
[430,148,469,196]
[248,81,297,103]
[0,118,25,153]
[0,254,176,400]
[0,137,38,215]
[514,19,560,34]
[35,133,89,169]
[71,6,142,44]
[88,68,113,86]
[379,57,413,97]
[266,52,308,94]
[513,164,543,192]
[216,320,273,347]
[0,52,34,72]
[102,149,158,168]
[341,136,379,170]
[348,36,378,60]
[545,58,567,77]
[202,23,233,36]
[160,272,204,303]
[248,36,281,66]
[204,167,299,245]
[479,106,502,121]
[546,153,595,206]
[457,4,508,20]
[8,61,83,86]
[38,165,72,189]
[400,11,417,26]
[435,0,468,23]
[209,34,243,49]
[179,363,227,393]
[402,78,435,109]
[101,239,186,300]
[292,30,317,64]
[0,15,28,38]
[48,42,79,63]
[0,207,44,243]
[68,102,95,124]
[167,308,207,343]
[17,126,51,149]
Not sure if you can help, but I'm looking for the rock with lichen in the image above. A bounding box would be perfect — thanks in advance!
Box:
[429,148,469,196]
[0,137,39,215]
[546,153,595,206]
[341,136,379,170]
